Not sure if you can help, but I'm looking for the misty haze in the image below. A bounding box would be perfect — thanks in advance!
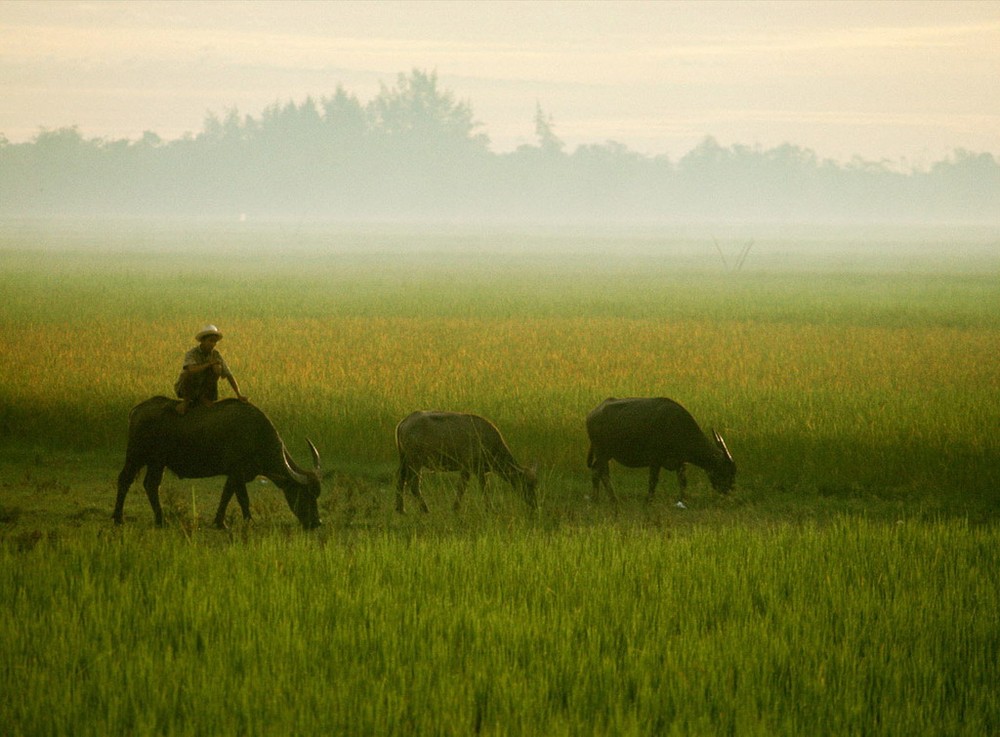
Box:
[2,69,998,225]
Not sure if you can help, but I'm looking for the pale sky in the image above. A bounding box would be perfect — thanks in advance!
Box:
[2,0,998,165]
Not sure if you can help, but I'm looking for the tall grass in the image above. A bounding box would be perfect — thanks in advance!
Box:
[1,228,997,511]
[2,520,997,736]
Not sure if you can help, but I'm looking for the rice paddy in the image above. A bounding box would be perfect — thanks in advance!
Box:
[1,222,998,735]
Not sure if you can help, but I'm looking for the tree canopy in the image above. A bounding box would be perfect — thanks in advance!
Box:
[1,69,997,224]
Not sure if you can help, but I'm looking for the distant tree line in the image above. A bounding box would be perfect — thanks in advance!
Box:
[1,69,998,224]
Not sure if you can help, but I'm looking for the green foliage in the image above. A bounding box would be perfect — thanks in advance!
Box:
[370,69,488,148]
[2,521,998,735]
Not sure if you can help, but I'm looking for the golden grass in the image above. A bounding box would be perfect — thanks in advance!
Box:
[3,311,995,477]
[0,230,997,507]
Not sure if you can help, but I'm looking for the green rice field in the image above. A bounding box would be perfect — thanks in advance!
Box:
[1,221,998,735]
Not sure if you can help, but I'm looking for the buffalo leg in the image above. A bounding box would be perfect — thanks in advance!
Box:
[396,461,410,513]
[213,476,250,528]
[647,466,661,503]
[396,462,429,513]
[233,483,252,522]
[590,458,617,502]
[454,470,472,511]
[142,465,166,527]
[476,469,491,510]
[214,485,234,528]
[676,465,688,502]
[410,476,430,513]
[113,460,142,525]
[399,466,430,514]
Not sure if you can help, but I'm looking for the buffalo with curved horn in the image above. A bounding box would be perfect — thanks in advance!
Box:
[586,397,735,504]
[114,396,322,529]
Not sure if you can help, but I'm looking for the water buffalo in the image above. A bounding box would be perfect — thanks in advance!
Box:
[395,410,537,512]
[586,397,735,503]
[114,396,322,529]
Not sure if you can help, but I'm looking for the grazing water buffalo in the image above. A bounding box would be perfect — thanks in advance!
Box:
[586,397,735,503]
[114,396,322,529]
[395,410,537,512]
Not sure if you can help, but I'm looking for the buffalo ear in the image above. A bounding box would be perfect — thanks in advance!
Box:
[713,429,733,463]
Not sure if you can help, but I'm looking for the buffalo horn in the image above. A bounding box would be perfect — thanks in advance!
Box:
[283,447,311,486]
[713,429,733,462]
[307,438,321,472]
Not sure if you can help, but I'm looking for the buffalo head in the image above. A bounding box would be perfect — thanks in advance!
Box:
[707,429,736,494]
[281,439,323,529]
